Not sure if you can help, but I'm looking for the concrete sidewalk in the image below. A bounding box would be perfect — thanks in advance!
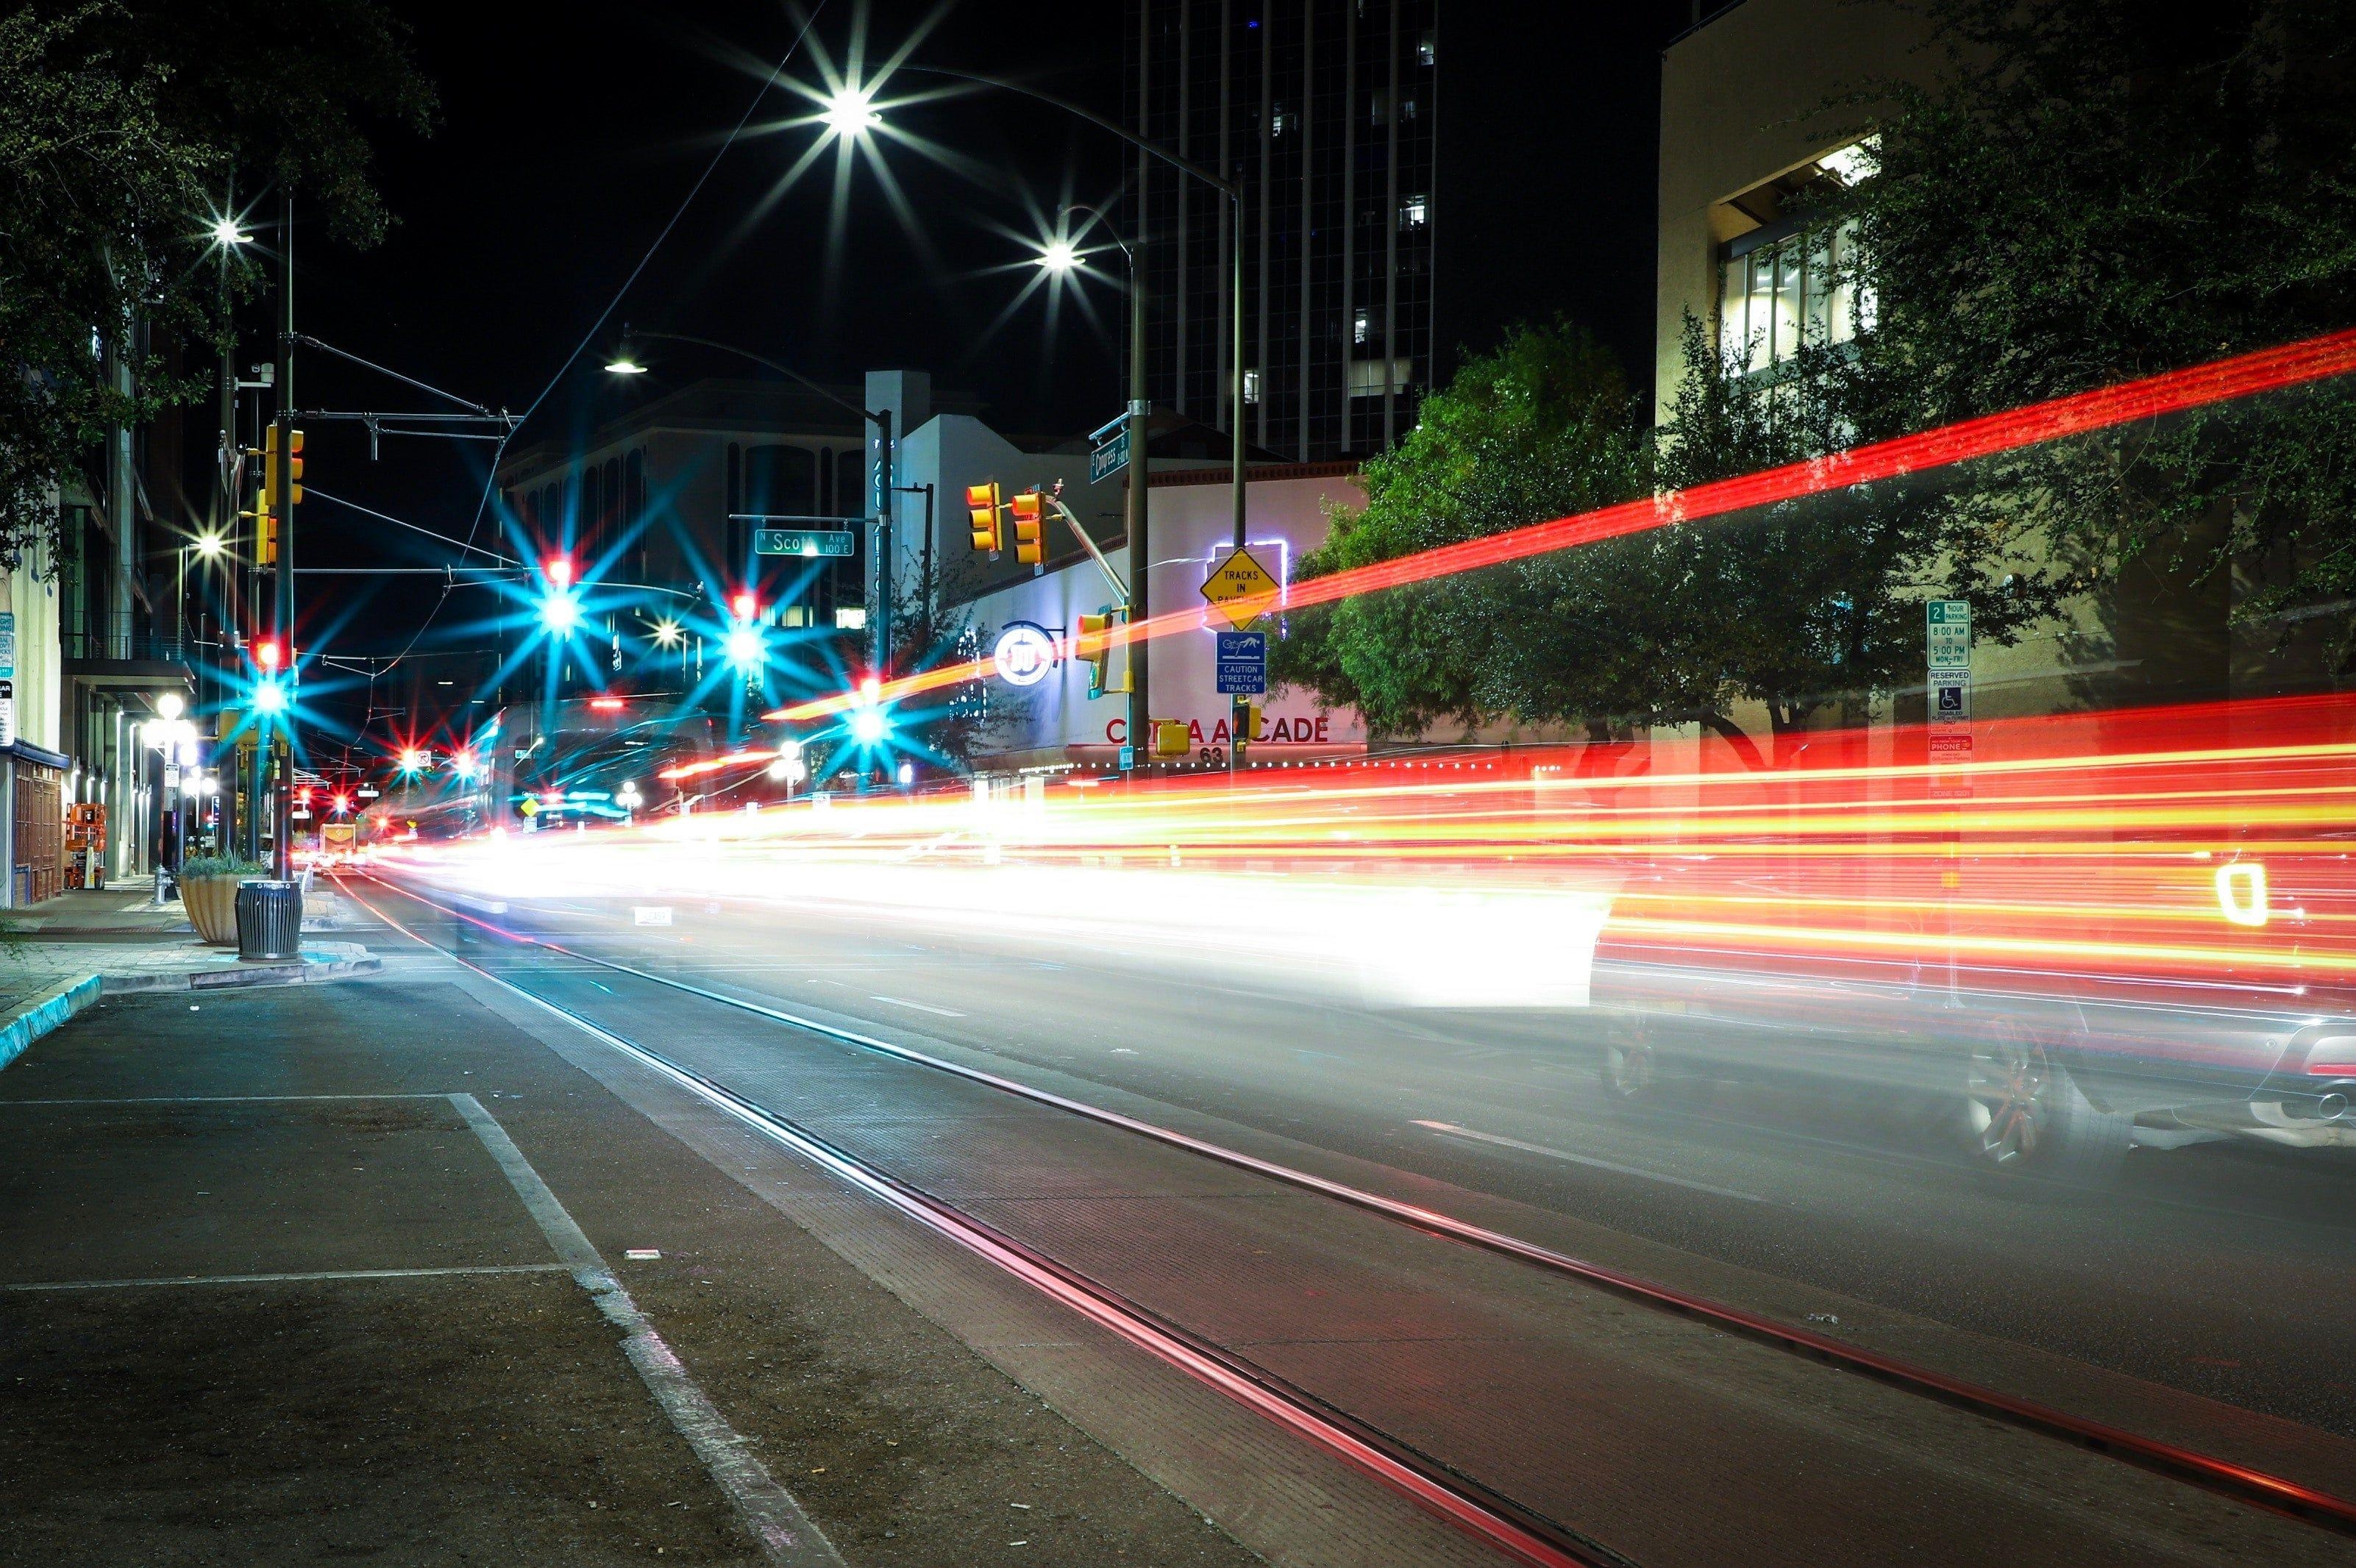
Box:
[0,971,1273,1567]
[2,887,381,1070]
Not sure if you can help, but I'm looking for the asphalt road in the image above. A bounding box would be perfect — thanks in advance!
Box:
[346,869,2356,1565]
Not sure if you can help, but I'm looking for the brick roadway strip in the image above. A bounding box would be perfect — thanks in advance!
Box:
[444,1090,847,1567]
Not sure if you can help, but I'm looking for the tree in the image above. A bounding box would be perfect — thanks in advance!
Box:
[1813,0,2356,658]
[0,1,433,569]
[1274,319,1654,738]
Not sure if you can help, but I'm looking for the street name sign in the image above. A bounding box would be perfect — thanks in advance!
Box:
[1200,546,1280,630]
[1216,631,1267,694]
[1090,428,1130,483]
[755,529,855,558]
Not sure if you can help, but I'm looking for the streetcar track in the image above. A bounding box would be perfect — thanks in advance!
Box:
[345,870,2356,1543]
[338,872,1620,1568]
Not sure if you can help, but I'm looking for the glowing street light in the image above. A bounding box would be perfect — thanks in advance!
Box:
[212,218,249,246]
[539,589,583,635]
[398,748,427,775]
[194,532,226,558]
[604,356,648,375]
[1036,238,1082,273]
[452,749,480,781]
[822,85,880,138]
[155,691,185,721]
[652,617,683,647]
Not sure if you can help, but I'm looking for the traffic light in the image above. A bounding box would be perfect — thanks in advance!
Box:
[1239,702,1263,744]
[1075,607,1131,698]
[285,427,304,506]
[965,482,1003,552]
[1010,491,1045,566]
[252,638,282,672]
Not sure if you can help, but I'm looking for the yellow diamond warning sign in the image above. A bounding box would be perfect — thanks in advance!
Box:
[1200,546,1280,629]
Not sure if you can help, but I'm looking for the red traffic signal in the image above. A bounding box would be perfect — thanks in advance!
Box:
[253,638,282,671]
[966,482,1003,552]
[546,555,574,588]
[1010,491,1046,566]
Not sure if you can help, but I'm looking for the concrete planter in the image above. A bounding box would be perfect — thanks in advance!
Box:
[183,876,243,947]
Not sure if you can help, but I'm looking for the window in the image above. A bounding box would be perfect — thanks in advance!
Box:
[1243,368,1262,405]
[1353,310,1371,346]
[1400,97,1418,121]
[1417,32,1436,66]
[1272,105,1292,138]
[1369,93,1387,126]
[1399,195,1427,230]
[835,605,867,631]
[1719,217,1871,375]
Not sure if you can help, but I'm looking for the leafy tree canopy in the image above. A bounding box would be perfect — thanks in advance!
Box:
[0,0,433,568]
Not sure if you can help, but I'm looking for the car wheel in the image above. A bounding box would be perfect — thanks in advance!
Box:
[1601,1014,1664,1101]
[1963,1027,2132,1183]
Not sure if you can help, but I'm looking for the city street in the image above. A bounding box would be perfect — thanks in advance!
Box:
[310,866,2356,1566]
[12,1,2356,1560]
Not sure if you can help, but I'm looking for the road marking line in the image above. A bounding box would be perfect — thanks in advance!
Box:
[866,995,965,1017]
[8,1263,569,1291]
[449,1092,843,1567]
[1412,1119,1772,1205]
[0,1093,449,1105]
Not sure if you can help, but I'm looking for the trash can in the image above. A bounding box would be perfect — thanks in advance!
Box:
[235,879,304,962]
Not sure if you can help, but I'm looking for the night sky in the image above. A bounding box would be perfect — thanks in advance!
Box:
[270,0,1699,749]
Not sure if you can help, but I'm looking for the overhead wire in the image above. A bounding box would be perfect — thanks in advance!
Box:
[369,1,835,681]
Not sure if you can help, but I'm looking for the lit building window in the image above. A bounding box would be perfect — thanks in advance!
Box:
[834,606,867,631]
[1401,97,1418,121]
[1353,310,1371,346]
[1399,195,1427,230]
[1271,107,1292,137]
[1418,32,1436,66]
[1718,216,1871,375]
[1243,368,1262,405]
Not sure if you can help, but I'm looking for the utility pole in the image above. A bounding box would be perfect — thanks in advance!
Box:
[270,191,295,880]
[213,188,238,857]
[1126,238,1150,777]
[872,409,894,679]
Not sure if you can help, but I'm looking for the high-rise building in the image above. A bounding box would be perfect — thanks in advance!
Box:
[1126,0,1438,463]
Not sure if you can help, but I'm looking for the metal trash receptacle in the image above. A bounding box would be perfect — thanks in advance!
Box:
[235,880,304,961]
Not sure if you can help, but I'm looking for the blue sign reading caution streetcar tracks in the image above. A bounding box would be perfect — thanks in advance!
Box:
[1216,630,1267,695]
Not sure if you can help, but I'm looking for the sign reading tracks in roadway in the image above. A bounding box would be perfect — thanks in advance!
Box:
[1199,546,1280,630]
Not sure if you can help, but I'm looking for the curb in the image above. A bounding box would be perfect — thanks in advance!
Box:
[99,946,383,997]
[0,974,104,1072]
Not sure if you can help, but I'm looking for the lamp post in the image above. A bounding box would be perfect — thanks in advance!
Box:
[608,329,897,679]
[905,65,1250,776]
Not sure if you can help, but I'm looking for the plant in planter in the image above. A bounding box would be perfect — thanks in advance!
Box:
[178,855,268,947]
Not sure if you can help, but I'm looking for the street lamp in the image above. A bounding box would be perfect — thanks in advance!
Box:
[908,65,1250,775]
[604,356,649,375]
[212,218,249,247]
[1036,237,1082,273]
[822,86,880,139]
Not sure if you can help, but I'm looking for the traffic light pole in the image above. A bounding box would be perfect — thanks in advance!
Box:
[1125,240,1149,775]
[271,191,295,881]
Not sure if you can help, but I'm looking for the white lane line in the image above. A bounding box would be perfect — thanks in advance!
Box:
[450,1092,843,1567]
[866,995,965,1017]
[9,1263,569,1291]
[1412,1119,1772,1205]
[0,1094,449,1105]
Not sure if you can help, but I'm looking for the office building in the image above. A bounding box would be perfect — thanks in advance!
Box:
[1127,0,1438,462]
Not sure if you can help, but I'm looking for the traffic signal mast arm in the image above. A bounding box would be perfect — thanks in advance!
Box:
[1044,492,1128,602]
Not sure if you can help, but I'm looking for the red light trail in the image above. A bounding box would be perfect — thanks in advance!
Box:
[772,328,2356,723]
